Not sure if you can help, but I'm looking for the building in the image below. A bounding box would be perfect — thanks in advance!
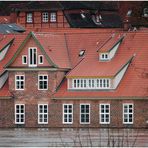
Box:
[0,2,147,128]
[0,28,147,128]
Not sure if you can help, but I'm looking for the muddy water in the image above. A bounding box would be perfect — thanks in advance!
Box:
[0,128,147,147]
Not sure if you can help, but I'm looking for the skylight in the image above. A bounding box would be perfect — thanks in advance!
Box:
[79,50,85,57]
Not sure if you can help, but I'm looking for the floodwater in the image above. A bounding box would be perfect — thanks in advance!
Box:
[0,128,147,147]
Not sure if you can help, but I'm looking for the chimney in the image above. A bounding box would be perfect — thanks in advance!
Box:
[123,18,131,31]
[10,12,17,23]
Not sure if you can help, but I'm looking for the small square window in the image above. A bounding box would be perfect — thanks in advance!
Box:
[50,12,57,22]
[42,12,48,23]
[22,55,27,64]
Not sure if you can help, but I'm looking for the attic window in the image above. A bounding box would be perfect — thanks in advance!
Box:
[100,53,109,61]
[143,8,148,17]
[79,50,85,57]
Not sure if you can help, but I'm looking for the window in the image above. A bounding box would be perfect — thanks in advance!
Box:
[72,78,110,89]
[63,104,73,124]
[123,104,134,124]
[15,104,25,124]
[38,75,48,90]
[38,104,48,124]
[29,48,37,67]
[26,13,33,23]
[100,53,109,61]
[100,104,110,124]
[50,12,56,22]
[42,12,48,23]
[22,55,27,64]
[15,75,25,90]
[38,55,44,64]
[80,104,90,124]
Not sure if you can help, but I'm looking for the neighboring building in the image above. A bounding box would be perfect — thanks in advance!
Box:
[8,1,122,30]
[0,28,147,128]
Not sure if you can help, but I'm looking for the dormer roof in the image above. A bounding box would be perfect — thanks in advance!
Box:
[98,33,124,53]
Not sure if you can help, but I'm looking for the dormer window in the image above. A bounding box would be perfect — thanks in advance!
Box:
[26,13,33,23]
[71,78,111,89]
[38,55,44,64]
[100,53,109,61]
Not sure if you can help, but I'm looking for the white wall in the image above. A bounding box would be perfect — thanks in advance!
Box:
[109,42,120,60]
[113,63,129,89]
[0,44,11,61]
[0,72,8,89]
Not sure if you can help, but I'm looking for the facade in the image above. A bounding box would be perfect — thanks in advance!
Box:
[0,2,148,128]
[0,28,147,128]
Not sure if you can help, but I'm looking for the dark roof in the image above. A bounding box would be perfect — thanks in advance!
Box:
[0,23,25,34]
[60,1,118,11]
[100,12,122,28]
[64,12,122,28]
[12,1,118,12]
[15,1,63,12]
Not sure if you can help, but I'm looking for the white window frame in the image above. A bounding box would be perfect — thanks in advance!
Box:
[80,104,90,124]
[28,47,37,67]
[63,104,73,124]
[42,12,49,23]
[38,74,48,90]
[15,75,25,90]
[38,55,44,64]
[100,53,109,61]
[27,13,33,23]
[38,104,48,124]
[99,104,110,124]
[50,12,56,22]
[123,103,134,124]
[72,78,110,90]
[15,104,25,124]
[22,55,27,64]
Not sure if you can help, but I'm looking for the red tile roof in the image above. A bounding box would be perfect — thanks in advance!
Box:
[98,33,124,52]
[0,28,147,98]
[35,33,71,69]
[53,31,148,98]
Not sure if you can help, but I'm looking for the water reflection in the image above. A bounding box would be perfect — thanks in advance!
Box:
[0,128,147,147]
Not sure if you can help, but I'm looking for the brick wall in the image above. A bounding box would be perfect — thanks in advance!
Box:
[0,98,147,128]
[9,71,65,99]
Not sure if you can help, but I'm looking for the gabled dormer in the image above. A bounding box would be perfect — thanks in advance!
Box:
[98,34,124,61]
[5,32,58,69]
